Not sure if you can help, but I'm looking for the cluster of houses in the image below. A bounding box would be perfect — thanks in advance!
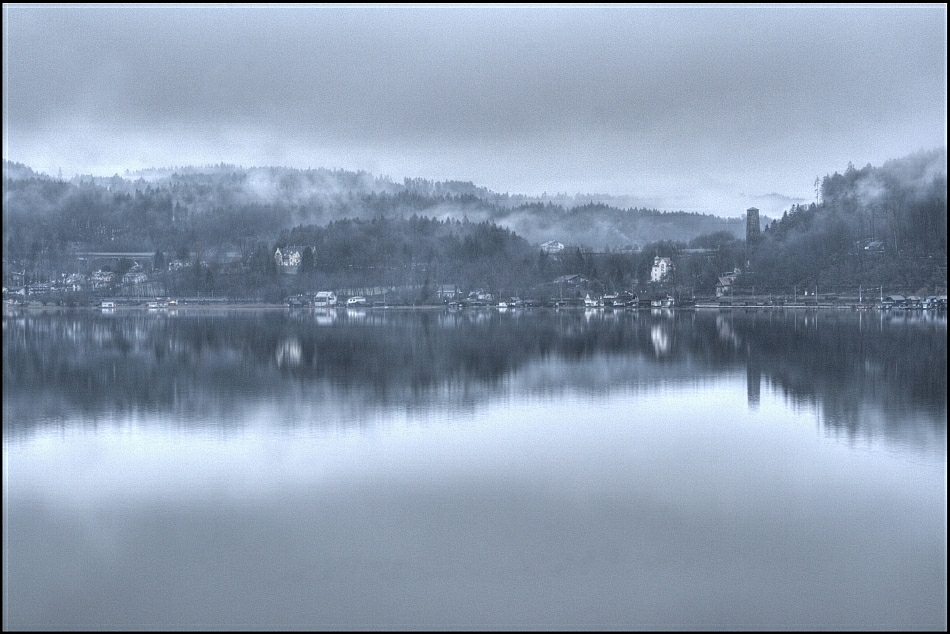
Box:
[287,291,340,307]
[3,268,151,297]
[7,241,943,311]
[576,292,675,309]
[281,282,683,310]
[1,253,163,301]
[273,248,684,308]
[881,295,947,310]
[274,246,678,285]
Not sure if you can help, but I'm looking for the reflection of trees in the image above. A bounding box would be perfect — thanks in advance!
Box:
[730,310,946,438]
[2,309,945,440]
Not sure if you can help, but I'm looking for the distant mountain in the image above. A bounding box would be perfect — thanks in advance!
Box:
[2,160,745,249]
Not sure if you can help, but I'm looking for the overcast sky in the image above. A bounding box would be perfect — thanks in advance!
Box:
[3,4,946,216]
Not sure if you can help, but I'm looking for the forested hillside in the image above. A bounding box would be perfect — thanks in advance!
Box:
[2,161,742,264]
[2,149,946,301]
[745,148,947,294]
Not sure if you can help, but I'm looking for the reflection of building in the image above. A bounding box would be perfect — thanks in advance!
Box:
[650,257,673,283]
[651,323,670,355]
[746,207,760,243]
[275,337,302,368]
[747,362,761,410]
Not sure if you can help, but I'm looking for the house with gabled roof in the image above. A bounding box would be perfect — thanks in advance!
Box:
[314,291,337,307]
[274,247,302,272]
[650,256,674,283]
[437,284,461,301]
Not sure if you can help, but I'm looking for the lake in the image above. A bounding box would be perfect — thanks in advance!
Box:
[3,307,946,630]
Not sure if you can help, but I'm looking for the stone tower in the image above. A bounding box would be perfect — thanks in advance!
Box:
[746,207,760,243]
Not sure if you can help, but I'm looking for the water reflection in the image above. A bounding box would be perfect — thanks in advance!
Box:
[747,362,761,410]
[3,308,946,450]
[3,308,946,630]
[650,322,670,356]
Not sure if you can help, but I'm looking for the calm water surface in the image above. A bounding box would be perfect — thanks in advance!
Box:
[3,308,946,630]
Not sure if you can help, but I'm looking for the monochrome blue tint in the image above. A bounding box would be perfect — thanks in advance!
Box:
[3,308,946,630]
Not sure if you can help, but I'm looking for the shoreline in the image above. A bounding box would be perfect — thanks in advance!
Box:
[4,302,944,314]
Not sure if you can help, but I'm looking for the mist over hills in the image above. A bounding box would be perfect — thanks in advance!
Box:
[2,160,745,250]
[3,149,945,300]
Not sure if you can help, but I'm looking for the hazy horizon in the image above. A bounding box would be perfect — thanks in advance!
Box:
[3,4,946,217]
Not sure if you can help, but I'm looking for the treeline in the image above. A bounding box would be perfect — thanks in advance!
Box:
[273,216,541,300]
[2,160,742,269]
[176,215,736,301]
[743,148,947,294]
[3,149,946,298]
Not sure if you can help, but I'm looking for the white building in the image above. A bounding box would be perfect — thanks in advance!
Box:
[274,247,305,273]
[541,240,565,254]
[314,291,337,307]
[650,256,674,283]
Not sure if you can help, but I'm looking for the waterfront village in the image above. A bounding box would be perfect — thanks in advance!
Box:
[4,244,946,313]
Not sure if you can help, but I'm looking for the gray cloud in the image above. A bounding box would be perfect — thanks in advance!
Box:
[3,5,946,215]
